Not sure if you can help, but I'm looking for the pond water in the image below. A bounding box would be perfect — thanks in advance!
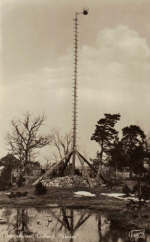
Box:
[0,206,149,242]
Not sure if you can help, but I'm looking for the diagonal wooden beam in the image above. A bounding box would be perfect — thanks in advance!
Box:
[48,209,69,231]
[77,152,93,188]
[77,151,97,173]
[73,214,91,233]
[77,151,110,184]
[33,151,73,185]
[61,151,74,175]
[61,207,71,231]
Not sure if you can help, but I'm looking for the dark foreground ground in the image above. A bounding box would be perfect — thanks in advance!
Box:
[0,184,124,208]
[1,184,150,233]
[0,183,146,209]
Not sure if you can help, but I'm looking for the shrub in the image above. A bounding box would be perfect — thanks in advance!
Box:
[141,185,150,201]
[142,174,150,184]
[17,176,25,187]
[132,184,138,194]
[35,182,47,195]
[122,184,131,196]
[132,183,150,201]
[0,166,12,190]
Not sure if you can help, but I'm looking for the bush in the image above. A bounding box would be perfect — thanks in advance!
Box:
[142,174,150,184]
[132,183,150,201]
[35,182,47,195]
[0,166,12,190]
[17,176,25,187]
[132,183,138,193]
[141,185,150,201]
[122,184,131,196]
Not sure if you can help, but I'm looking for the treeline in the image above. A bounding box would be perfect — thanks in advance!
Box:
[91,113,150,181]
[5,112,150,182]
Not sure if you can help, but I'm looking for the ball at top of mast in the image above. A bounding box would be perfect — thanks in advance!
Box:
[82,8,89,15]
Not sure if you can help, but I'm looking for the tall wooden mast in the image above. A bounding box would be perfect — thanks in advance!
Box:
[72,9,88,174]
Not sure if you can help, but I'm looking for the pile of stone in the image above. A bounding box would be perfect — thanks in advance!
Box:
[41,175,91,188]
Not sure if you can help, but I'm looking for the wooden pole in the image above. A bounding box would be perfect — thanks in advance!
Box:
[72,13,79,175]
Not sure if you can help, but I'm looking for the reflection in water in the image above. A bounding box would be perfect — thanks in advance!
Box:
[8,209,33,236]
[97,213,127,242]
[0,206,148,241]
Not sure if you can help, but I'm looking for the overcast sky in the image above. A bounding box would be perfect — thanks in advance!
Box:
[1,0,150,163]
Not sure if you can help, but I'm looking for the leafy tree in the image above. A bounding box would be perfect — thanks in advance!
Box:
[0,154,20,189]
[91,113,120,181]
[109,141,127,173]
[7,113,51,169]
[121,125,146,177]
[122,125,146,149]
[0,154,20,169]
[130,145,147,202]
[120,125,147,202]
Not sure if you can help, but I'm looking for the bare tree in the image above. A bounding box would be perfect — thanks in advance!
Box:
[6,113,51,168]
[51,130,72,162]
[42,156,52,170]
